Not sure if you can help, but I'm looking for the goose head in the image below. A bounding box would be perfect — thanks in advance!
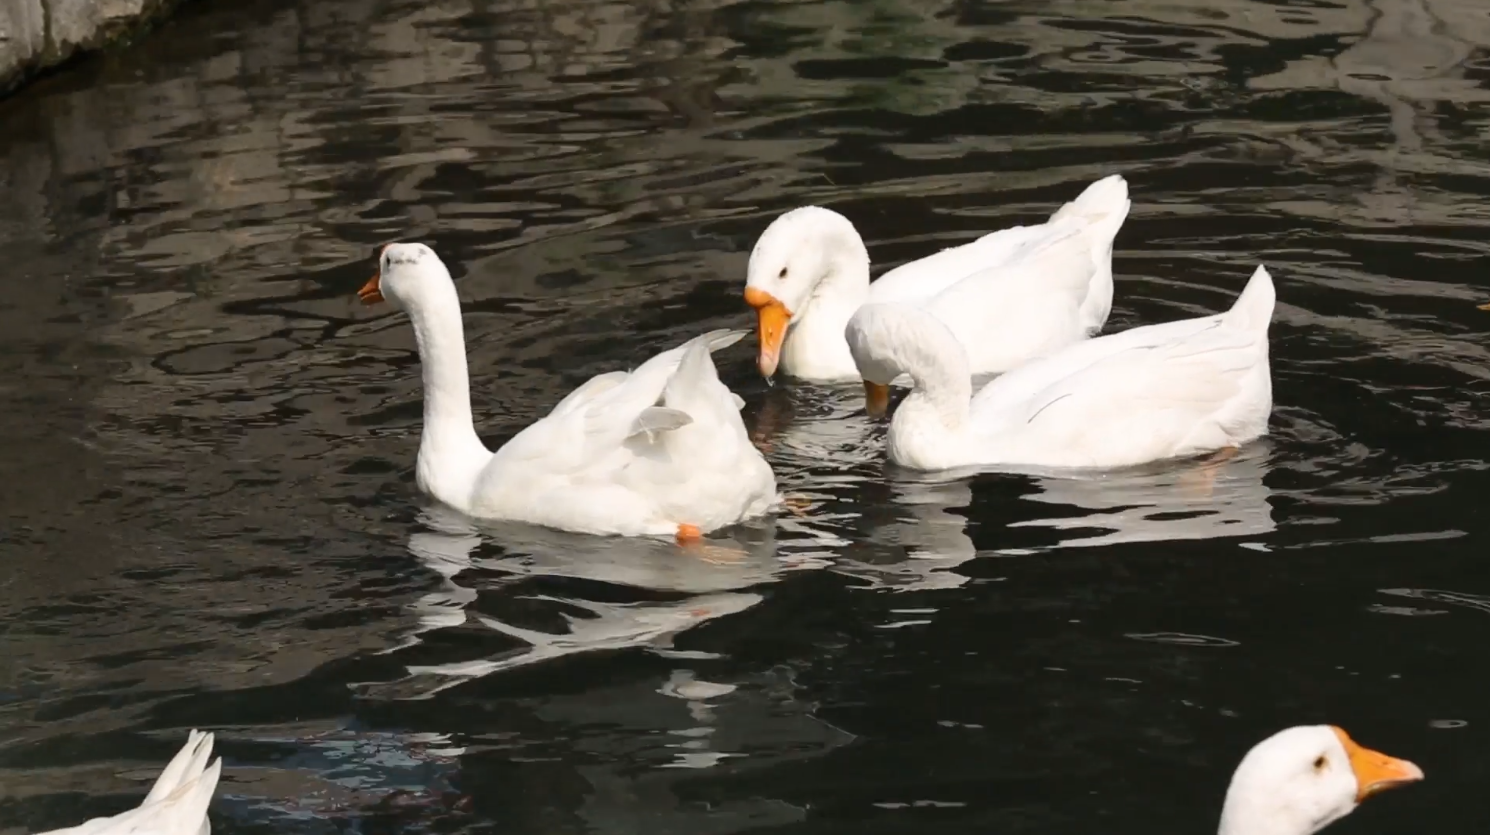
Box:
[359,242,455,311]
[845,303,968,419]
[844,303,904,418]
[1218,725,1422,835]
[743,206,870,378]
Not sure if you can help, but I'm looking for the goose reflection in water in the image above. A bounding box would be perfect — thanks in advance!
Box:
[381,428,1272,696]
[400,590,762,698]
[1005,442,1276,550]
[376,505,790,698]
[829,478,980,592]
[381,509,484,654]
[404,504,808,595]
[745,383,983,592]
[834,442,1274,578]
[471,516,808,594]
[745,382,1276,588]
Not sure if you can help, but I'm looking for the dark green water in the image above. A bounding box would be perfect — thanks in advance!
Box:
[2,0,1489,832]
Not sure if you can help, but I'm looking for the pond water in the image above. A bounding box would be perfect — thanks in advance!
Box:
[2,0,1489,832]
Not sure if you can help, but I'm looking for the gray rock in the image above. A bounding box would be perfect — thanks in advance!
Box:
[0,0,48,83]
[0,0,172,96]
[51,0,149,52]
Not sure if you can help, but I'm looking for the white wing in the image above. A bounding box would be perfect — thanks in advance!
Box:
[868,222,1064,304]
[971,266,1275,465]
[922,223,1095,371]
[868,174,1129,335]
[490,330,745,474]
[42,732,221,835]
[971,265,1274,418]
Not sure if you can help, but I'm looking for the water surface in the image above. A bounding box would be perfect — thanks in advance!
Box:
[2,0,1490,833]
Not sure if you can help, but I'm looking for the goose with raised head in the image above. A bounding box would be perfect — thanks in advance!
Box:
[40,730,221,835]
[1216,725,1421,835]
[846,265,1276,471]
[743,174,1130,382]
[358,243,777,540]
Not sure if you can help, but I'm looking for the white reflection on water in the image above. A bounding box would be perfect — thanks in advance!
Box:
[744,384,1279,589]
[405,589,762,682]
[380,511,484,654]
[472,518,807,594]
[1006,444,1277,550]
[657,669,741,770]
[383,504,799,656]
[832,478,979,592]
[385,588,762,699]
[377,506,774,698]
[381,435,1276,691]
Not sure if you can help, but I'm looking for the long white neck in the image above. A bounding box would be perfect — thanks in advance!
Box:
[404,286,491,512]
[781,234,872,379]
[880,312,975,470]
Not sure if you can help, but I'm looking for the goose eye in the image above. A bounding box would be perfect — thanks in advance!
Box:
[1313,755,1328,772]
[778,267,788,279]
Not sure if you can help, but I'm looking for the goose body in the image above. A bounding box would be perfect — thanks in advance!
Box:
[359,243,777,540]
[41,730,220,835]
[846,265,1276,471]
[744,175,1130,382]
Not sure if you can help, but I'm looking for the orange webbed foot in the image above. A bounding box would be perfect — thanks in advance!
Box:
[781,495,813,518]
[674,524,748,564]
[691,543,749,564]
[1179,445,1240,497]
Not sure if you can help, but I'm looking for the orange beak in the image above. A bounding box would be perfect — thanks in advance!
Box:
[358,272,384,305]
[1331,726,1424,803]
[744,287,792,378]
[864,381,890,418]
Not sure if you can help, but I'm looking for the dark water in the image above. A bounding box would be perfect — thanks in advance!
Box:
[3,0,1490,832]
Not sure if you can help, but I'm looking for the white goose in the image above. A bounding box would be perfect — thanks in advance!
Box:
[41,730,221,835]
[358,243,776,541]
[1217,725,1421,835]
[743,175,1130,382]
[846,265,1276,471]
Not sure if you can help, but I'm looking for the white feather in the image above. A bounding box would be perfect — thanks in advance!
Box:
[847,265,1275,471]
[745,175,1131,382]
[39,731,221,835]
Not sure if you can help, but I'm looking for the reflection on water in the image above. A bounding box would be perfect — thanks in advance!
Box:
[386,505,795,653]
[399,590,763,696]
[831,478,981,592]
[1009,446,1277,550]
[219,729,467,830]
[366,508,775,698]
[530,666,850,835]
[4,0,1490,832]
[473,520,796,595]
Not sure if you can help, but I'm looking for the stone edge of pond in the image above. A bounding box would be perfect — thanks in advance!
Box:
[0,0,190,99]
